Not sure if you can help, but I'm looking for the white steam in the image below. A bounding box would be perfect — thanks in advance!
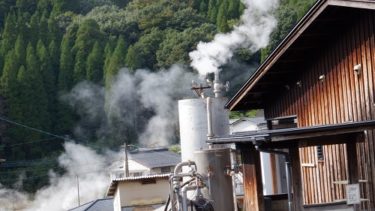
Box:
[189,0,279,75]
[64,65,198,147]
[0,142,117,211]
[135,66,197,146]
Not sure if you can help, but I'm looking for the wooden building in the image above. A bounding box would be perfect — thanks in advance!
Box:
[210,0,375,210]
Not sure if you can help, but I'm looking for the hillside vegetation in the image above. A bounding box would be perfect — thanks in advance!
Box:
[0,0,315,192]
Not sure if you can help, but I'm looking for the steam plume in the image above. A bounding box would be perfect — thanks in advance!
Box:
[0,142,117,211]
[63,65,198,147]
[189,0,279,75]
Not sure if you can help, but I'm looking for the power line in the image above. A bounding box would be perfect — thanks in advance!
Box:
[5,137,59,148]
[0,116,72,141]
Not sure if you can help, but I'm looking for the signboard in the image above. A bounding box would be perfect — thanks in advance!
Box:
[346,184,360,205]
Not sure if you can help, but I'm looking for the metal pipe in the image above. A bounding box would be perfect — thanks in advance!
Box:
[174,161,196,175]
[285,160,292,211]
[255,147,293,211]
[182,185,198,211]
[206,97,214,139]
[171,161,196,211]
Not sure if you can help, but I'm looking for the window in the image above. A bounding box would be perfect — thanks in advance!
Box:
[133,172,142,177]
[160,166,171,173]
[316,145,324,161]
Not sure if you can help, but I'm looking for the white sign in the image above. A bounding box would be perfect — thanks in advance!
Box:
[346,184,360,205]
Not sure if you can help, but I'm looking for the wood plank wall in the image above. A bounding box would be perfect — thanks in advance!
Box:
[264,10,375,209]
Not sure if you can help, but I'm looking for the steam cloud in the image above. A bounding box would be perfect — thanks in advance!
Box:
[189,0,279,75]
[65,65,198,147]
[0,142,116,211]
[0,66,199,211]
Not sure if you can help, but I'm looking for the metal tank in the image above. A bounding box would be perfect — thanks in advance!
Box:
[178,98,208,162]
[206,97,230,139]
[193,148,235,211]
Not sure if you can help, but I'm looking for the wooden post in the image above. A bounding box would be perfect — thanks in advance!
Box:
[238,143,264,211]
[290,145,304,211]
[346,138,360,211]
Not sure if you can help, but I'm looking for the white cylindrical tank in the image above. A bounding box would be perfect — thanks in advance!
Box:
[178,98,208,162]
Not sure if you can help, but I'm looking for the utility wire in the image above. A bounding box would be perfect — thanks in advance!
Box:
[0,116,72,141]
[6,137,59,147]
[0,116,105,149]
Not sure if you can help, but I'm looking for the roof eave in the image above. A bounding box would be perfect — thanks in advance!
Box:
[226,0,328,111]
[226,0,375,111]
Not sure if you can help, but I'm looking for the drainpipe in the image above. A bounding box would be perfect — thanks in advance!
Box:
[206,97,214,140]
[255,146,293,211]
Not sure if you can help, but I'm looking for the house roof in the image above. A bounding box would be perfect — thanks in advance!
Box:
[230,117,266,126]
[128,148,181,169]
[106,174,170,197]
[68,198,113,211]
[226,0,375,111]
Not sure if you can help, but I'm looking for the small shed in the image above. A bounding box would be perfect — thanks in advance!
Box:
[107,174,170,211]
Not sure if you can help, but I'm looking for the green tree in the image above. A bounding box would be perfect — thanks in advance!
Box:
[216,0,229,32]
[58,24,78,92]
[105,36,126,88]
[14,34,26,67]
[156,24,216,68]
[228,0,240,19]
[86,41,104,83]
[207,0,218,23]
[125,28,163,70]
[48,40,60,74]
[37,40,56,126]
[1,50,19,96]
[73,19,104,83]
[0,12,18,58]
[15,44,50,144]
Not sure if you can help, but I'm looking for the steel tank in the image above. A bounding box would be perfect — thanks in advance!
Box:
[206,97,230,138]
[178,98,208,162]
[193,148,234,211]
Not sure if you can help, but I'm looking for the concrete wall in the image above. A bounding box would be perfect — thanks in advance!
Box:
[116,179,170,208]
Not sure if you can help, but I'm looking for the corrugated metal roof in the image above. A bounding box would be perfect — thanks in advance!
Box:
[128,148,181,169]
[113,173,170,182]
[69,198,113,211]
[107,174,170,196]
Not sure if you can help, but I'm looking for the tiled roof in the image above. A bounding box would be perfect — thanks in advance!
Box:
[69,198,113,211]
[128,148,181,169]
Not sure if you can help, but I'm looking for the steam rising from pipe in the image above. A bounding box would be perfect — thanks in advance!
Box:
[189,0,279,75]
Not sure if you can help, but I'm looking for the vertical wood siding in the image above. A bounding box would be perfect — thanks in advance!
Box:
[264,11,375,208]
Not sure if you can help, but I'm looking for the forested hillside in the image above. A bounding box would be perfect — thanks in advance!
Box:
[0,0,315,193]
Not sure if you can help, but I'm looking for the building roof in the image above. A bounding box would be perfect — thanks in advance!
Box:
[128,148,181,169]
[226,0,375,111]
[208,119,375,148]
[68,198,113,211]
[230,117,266,126]
[106,174,170,196]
